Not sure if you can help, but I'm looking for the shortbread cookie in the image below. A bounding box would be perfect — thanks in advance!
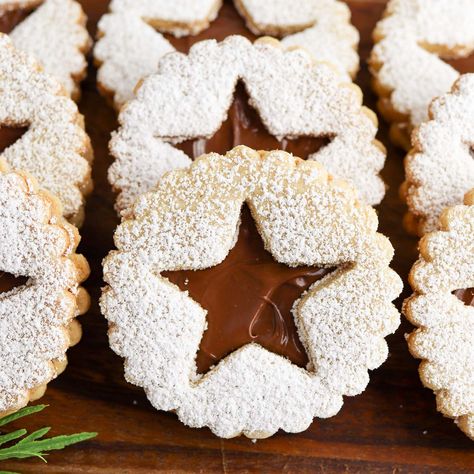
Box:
[402,74,474,236]
[0,34,93,226]
[0,0,91,100]
[0,166,90,416]
[370,0,474,149]
[109,36,384,215]
[101,146,402,439]
[94,0,358,109]
[404,190,474,440]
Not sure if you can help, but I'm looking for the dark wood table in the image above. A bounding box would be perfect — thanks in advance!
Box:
[3,1,474,472]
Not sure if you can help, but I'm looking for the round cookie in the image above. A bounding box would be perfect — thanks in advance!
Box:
[101,146,402,439]
[370,0,474,150]
[0,34,93,226]
[404,190,474,440]
[402,74,474,236]
[0,165,90,416]
[109,36,385,215]
[94,0,359,109]
[0,0,91,100]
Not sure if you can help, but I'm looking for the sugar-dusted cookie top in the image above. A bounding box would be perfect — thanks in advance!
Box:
[404,190,474,440]
[370,0,474,149]
[1,0,91,100]
[109,36,384,215]
[101,146,402,439]
[105,0,223,35]
[0,166,90,416]
[403,74,474,236]
[0,34,92,225]
[94,0,358,108]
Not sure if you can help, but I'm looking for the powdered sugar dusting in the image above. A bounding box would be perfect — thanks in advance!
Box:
[95,12,175,108]
[370,0,474,141]
[0,34,92,225]
[8,0,91,99]
[0,169,89,415]
[101,146,402,438]
[236,0,358,78]
[94,0,359,109]
[109,36,385,215]
[404,74,474,235]
[404,191,474,440]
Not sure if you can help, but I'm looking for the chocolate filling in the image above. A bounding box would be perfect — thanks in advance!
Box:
[164,2,256,52]
[454,288,474,307]
[0,272,27,294]
[0,7,35,34]
[177,82,331,160]
[0,127,27,154]
[164,207,334,374]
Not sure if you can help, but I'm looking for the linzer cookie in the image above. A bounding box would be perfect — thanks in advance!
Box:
[404,190,474,440]
[0,0,91,100]
[94,0,359,108]
[402,74,474,235]
[109,36,385,215]
[0,34,93,226]
[0,166,90,416]
[370,0,474,149]
[101,146,402,439]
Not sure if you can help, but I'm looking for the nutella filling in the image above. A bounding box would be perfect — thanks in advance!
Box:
[0,272,27,294]
[0,7,34,34]
[164,206,334,374]
[454,288,474,307]
[0,127,27,154]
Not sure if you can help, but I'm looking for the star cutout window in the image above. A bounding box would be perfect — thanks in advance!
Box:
[164,205,334,374]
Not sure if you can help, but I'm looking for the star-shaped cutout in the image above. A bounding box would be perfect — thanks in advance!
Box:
[165,206,334,374]
[178,82,329,161]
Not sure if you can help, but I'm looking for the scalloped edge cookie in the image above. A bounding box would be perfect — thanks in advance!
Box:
[404,190,474,440]
[2,0,91,100]
[101,145,402,439]
[0,33,93,226]
[369,0,474,150]
[109,35,385,215]
[0,163,90,416]
[94,0,359,109]
[401,74,474,236]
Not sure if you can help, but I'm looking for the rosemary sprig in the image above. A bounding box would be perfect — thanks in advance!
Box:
[0,405,97,472]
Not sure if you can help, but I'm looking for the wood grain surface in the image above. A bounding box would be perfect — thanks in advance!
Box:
[2,1,474,472]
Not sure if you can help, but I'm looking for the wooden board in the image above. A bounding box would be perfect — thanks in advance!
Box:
[3,1,474,472]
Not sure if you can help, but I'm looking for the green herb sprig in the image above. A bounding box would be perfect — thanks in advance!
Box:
[0,405,97,473]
